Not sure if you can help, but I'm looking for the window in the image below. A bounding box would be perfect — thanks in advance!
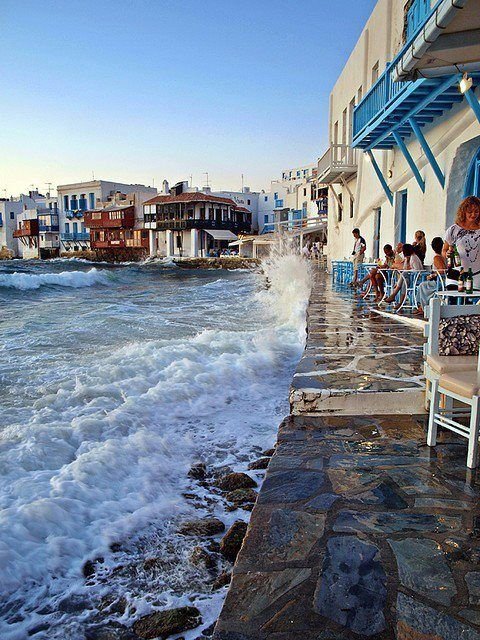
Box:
[79,194,87,210]
[371,62,379,85]
[73,222,78,233]
[303,188,307,197]
[65,222,70,233]
[64,195,69,210]
[264,196,268,202]
[342,108,347,145]
[357,86,363,103]
[10,211,14,220]
[338,193,343,222]
[70,195,78,210]
[81,223,86,232]
[89,193,95,209]
[350,198,354,219]
[264,215,269,224]
[274,193,278,200]
[247,199,250,205]
[296,171,300,177]
[92,211,102,220]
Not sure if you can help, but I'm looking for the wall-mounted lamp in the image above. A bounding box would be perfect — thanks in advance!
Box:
[387,169,393,179]
[459,72,473,94]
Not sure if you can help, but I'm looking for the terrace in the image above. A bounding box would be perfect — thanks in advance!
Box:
[214,270,480,640]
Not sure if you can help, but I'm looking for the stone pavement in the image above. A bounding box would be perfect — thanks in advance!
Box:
[214,414,480,639]
[213,272,480,640]
[290,274,425,415]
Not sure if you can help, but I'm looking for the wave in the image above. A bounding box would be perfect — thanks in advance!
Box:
[0,268,109,291]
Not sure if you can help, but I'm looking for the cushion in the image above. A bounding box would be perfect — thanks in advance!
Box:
[440,370,480,399]
[426,354,477,374]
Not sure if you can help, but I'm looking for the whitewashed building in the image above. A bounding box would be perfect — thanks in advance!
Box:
[324,0,480,265]
[144,181,252,257]
[57,180,156,253]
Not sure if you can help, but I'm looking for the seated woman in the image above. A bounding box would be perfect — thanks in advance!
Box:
[414,236,446,316]
[354,244,395,300]
[379,243,423,308]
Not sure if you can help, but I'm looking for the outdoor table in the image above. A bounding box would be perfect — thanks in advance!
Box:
[436,290,480,305]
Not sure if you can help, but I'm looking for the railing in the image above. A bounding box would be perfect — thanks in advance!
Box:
[263,215,327,234]
[61,232,90,241]
[38,225,60,232]
[352,2,441,141]
[407,0,431,40]
[317,144,358,179]
[154,219,251,233]
[65,210,85,219]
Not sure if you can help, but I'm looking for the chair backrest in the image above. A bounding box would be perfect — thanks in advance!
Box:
[425,297,480,358]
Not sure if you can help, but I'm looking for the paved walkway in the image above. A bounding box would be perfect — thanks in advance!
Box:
[290,274,425,415]
[214,273,480,640]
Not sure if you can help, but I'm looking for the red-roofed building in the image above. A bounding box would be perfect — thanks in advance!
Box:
[143,182,252,257]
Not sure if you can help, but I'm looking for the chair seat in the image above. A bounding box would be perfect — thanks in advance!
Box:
[426,354,477,374]
[440,370,480,399]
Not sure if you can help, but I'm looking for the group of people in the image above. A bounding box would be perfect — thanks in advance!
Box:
[302,240,324,259]
[350,195,480,316]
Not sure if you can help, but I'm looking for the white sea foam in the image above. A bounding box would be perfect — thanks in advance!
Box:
[0,268,109,290]
[0,252,312,638]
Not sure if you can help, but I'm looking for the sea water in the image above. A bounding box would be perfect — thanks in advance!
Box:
[0,255,311,639]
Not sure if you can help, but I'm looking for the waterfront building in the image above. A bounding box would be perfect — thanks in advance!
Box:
[0,199,27,258]
[210,187,260,232]
[258,164,326,234]
[57,180,156,254]
[83,190,155,260]
[144,181,251,257]
[324,0,480,266]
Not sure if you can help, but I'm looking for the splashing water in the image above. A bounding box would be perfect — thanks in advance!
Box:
[0,252,311,639]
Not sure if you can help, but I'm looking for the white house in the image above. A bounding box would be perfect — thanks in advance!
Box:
[324,0,480,266]
[57,180,156,253]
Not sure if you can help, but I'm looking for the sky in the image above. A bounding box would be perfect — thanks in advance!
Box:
[1,0,376,196]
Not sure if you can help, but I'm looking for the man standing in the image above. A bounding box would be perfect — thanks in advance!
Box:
[351,228,366,285]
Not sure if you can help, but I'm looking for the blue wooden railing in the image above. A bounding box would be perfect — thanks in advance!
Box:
[61,232,90,241]
[353,0,439,141]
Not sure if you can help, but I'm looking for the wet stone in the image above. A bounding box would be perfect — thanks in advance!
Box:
[333,510,461,534]
[389,538,457,605]
[466,572,480,605]
[396,593,480,640]
[314,536,387,636]
[257,470,325,504]
[352,481,408,509]
[305,493,338,510]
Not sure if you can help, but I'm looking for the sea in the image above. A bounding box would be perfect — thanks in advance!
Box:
[0,254,311,639]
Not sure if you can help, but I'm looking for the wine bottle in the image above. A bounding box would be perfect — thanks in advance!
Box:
[466,268,474,294]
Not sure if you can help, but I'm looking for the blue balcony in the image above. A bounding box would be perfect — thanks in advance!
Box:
[38,225,60,232]
[61,232,90,242]
[274,199,284,208]
[65,210,85,220]
[352,1,468,150]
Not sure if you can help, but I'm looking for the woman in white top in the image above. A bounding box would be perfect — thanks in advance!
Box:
[380,243,424,308]
[444,196,480,290]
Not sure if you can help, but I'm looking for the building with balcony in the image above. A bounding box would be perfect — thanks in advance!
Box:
[84,190,153,260]
[326,0,480,265]
[14,208,61,259]
[258,164,325,235]
[143,183,251,257]
[57,180,157,253]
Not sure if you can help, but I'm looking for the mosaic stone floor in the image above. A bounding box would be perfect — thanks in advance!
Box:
[290,275,425,414]
[214,415,480,640]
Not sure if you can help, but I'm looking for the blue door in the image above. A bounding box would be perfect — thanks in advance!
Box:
[398,191,408,244]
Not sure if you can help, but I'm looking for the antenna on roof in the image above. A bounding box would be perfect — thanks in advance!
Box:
[189,175,193,188]
[45,182,52,194]
[241,174,244,192]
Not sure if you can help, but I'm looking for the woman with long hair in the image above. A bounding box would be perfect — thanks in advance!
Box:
[413,229,427,264]
[444,196,480,291]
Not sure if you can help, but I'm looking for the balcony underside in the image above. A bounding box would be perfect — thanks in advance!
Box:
[318,166,357,185]
[352,75,470,150]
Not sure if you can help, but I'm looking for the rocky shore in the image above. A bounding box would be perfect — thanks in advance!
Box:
[80,449,276,640]
[173,257,260,270]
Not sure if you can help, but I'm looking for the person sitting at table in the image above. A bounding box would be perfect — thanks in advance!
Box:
[379,243,423,308]
[413,230,427,265]
[392,242,404,269]
[355,244,395,300]
[413,236,446,316]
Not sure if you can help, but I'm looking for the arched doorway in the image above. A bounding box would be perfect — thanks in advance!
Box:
[464,146,480,197]
[446,135,480,227]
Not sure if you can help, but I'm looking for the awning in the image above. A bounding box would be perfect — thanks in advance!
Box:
[205,230,238,241]
[393,0,480,81]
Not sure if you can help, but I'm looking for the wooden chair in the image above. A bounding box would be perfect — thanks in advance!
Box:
[424,297,479,409]
[428,351,480,468]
